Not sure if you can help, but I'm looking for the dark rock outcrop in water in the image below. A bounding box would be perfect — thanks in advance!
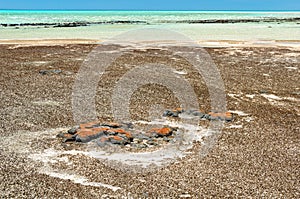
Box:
[0,20,148,28]
[1,17,299,28]
[167,17,300,24]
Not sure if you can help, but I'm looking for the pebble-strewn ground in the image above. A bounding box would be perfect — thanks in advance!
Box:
[0,43,299,198]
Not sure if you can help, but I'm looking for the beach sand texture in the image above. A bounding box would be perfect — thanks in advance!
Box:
[0,41,299,198]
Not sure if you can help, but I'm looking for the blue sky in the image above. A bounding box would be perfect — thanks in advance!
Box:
[0,0,299,10]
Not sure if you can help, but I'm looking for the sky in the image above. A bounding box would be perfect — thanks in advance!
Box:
[0,0,299,11]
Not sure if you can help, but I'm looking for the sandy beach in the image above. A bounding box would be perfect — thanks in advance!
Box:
[0,39,299,198]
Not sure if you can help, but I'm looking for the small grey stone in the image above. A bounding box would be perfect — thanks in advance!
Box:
[122,122,134,129]
[163,110,172,117]
[202,114,211,120]
[146,140,158,145]
[39,69,62,75]
[67,126,79,134]
[107,130,117,135]
[64,71,74,76]
[163,110,179,117]
[259,90,268,94]
[39,70,49,75]
[135,134,153,141]
[63,136,76,143]
[56,132,66,138]
[52,69,62,74]
[131,143,147,148]
[192,111,204,117]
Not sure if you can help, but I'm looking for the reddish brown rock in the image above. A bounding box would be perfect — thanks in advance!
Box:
[75,128,107,143]
[208,111,233,121]
[173,107,184,113]
[92,127,110,133]
[101,122,122,128]
[109,135,127,145]
[111,128,133,139]
[149,127,173,137]
[79,121,100,129]
[57,132,72,138]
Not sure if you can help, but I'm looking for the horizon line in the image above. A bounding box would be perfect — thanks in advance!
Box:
[0,9,300,12]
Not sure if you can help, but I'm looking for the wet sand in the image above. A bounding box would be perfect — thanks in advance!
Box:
[0,41,299,198]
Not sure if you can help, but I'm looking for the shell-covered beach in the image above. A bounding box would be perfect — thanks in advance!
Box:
[0,41,299,197]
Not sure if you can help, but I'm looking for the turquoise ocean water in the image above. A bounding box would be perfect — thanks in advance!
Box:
[0,10,299,41]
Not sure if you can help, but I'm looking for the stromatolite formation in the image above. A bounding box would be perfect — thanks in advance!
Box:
[57,109,233,148]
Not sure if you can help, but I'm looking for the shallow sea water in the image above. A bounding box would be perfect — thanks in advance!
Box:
[0,10,299,41]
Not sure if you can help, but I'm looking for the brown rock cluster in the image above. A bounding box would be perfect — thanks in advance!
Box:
[164,108,233,121]
[57,121,176,149]
[57,109,233,148]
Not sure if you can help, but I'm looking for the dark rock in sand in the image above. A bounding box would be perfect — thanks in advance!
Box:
[163,110,179,117]
[259,90,268,94]
[67,126,79,135]
[163,108,233,122]
[146,140,158,146]
[163,108,184,117]
[207,112,233,122]
[191,110,205,117]
[39,69,62,75]
[56,133,76,142]
[122,122,134,129]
